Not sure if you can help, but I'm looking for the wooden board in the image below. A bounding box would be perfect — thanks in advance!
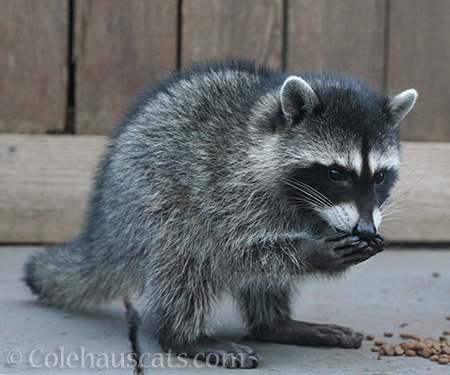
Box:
[0,135,106,243]
[378,142,450,242]
[287,0,385,88]
[0,0,68,133]
[74,0,178,134]
[181,0,283,68]
[388,0,450,142]
[0,135,449,243]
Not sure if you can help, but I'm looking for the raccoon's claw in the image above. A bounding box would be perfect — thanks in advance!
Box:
[329,233,384,266]
[326,234,361,247]
[369,234,386,250]
[163,337,259,369]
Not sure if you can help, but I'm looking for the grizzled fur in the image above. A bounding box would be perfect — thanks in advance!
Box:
[25,59,417,368]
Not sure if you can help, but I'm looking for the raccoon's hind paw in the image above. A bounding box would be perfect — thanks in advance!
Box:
[254,319,364,349]
[161,337,259,369]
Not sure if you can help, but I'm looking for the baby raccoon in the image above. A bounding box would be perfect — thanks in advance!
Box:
[25,60,417,368]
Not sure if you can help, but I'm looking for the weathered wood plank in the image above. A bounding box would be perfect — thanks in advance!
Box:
[181,0,283,68]
[287,0,385,88]
[388,0,450,141]
[0,135,105,243]
[378,142,450,242]
[0,135,448,243]
[0,0,68,133]
[74,0,178,134]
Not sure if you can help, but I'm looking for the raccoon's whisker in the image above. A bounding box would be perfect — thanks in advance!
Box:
[282,178,333,208]
[381,196,413,215]
[283,182,330,210]
[282,179,328,207]
[380,189,413,212]
[288,179,334,207]
[290,197,324,210]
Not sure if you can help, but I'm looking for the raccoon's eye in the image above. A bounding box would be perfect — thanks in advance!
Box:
[328,168,343,182]
[375,171,385,185]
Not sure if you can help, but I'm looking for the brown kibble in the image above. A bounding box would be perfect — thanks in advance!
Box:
[405,350,416,357]
[377,354,381,360]
[394,346,405,356]
[447,316,450,321]
[371,347,380,352]
[440,336,448,341]
[443,330,450,335]
[366,334,375,340]
[432,348,441,355]
[378,345,388,355]
[413,341,426,351]
[384,332,393,337]
[432,272,440,278]
[438,357,449,364]
[430,355,439,361]
[400,333,422,340]
[442,346,450,355]
[375,340,387,346]
[418,348,432,358]
[400,341,414,351]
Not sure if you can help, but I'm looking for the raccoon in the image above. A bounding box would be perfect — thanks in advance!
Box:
[25,60,417,368]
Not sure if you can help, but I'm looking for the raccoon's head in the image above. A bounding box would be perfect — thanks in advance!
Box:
[275,74,417,238]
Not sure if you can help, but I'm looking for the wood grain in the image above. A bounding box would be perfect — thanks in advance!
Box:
[0,0,68,133]
[74,0,178,134]
[379,142,450,242]
[388,0,450,142]
[287,0,385,88]
[181,0,283,68]
[1,135,449,243]
[0,135,106,243]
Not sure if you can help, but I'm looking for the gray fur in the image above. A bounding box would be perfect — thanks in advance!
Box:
[24,60,416,368]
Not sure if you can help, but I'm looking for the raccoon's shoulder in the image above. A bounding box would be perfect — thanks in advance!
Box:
[111,59,282,139]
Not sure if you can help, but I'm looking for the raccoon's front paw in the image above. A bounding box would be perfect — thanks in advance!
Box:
[330,233,385,266]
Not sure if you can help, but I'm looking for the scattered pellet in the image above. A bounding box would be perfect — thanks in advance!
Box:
[447,316,450,321]
[443,330,450,335]
[394,346,405,356]
[384,332,393,337]
[374,332,449,365]
[419,348,432,358]
[432,272,440,278]
[400,333,421,340]
[377,354,381,360]
[366,334,375,340]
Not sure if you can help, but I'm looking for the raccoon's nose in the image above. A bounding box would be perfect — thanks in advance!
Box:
[352,219,376,239]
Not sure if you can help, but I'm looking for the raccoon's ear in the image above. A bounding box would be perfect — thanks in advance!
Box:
[280,76,318,123]
[387,89,418,124]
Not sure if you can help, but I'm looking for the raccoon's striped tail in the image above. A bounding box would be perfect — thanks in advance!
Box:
[24,239,122,310]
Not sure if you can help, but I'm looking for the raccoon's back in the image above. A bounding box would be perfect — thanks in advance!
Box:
[84,62,281,240]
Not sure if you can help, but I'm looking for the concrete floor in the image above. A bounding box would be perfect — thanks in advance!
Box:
[0,246,449,374]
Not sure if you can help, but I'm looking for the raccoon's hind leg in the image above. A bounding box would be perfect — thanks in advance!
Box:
[144,257,259,368]
[239,286,363,349]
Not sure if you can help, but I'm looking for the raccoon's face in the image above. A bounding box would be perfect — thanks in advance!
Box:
[278,75,417,238]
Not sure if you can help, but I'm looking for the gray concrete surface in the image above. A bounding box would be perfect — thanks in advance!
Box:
[0,246,449,374]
